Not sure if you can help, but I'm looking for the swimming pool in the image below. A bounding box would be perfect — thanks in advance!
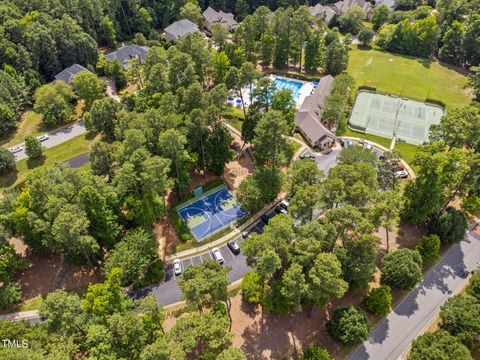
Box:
[272,77,304,101]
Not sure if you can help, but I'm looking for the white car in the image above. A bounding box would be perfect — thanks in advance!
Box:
[279,199,289,209]
[211,247,224,264]
[173,259,182,276]
[364,144,373,151]
[9,146,23,154]
[36,134,49,142]
[395,170,408,179]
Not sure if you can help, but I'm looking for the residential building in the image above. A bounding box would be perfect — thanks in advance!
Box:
[164,19,200,43]
[294,75,336,150]
[105,44,149,69]
[202,7,238,32]
[310,0,373,24]
[53,64,91,85]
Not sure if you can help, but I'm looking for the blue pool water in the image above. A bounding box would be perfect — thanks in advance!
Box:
[272,77,304,100]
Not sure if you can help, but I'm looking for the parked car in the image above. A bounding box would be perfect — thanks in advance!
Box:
[173,259,182,276]
[396,163,405,171]
[394,170,408,179]
[274,205,288,215]
[211,247,224,264]
[9,146,23,153]
[261,211,276,224]
[36,134,49,142]
[345,140,355,147]
[242,230,250,239]
[279,199,289,209]
[299,152,315,160]
[364,144,373,151]
[227,240,240,255]
[322,147,333,155]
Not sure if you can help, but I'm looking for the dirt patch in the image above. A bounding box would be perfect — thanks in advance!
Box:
[9,238,102,303]
[224,131,254,191]
[153,218,182,260]
[374,223,427,254]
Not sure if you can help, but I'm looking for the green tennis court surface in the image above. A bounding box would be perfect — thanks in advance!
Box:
[349,91,445,145]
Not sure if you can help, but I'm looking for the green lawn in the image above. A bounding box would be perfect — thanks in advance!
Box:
[0,133,98,190]
[0,111,43,147]
[224,117,243,133]
[344,127,419,171]
[347,47,471,109]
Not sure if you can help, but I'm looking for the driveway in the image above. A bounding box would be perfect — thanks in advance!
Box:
[134,221,266,305]
[348,227,480,360]
[9,121,86,162]
[309,148,340,175]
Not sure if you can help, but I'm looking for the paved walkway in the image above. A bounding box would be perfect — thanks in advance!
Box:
[0,310,41,323]
[348,223,480,360]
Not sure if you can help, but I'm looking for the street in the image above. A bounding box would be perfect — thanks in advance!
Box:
[10,121,86,161]
[348,227,480,360]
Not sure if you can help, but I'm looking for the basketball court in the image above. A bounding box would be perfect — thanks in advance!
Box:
[348,91,445,145]
[177,186,248,241]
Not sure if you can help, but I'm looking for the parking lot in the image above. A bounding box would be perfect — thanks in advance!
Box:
[141,220,265,305]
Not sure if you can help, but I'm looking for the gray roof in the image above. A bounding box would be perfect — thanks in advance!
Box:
[295,75,335,145]
[376,0,395,10]
[309,4,338,24]
[105,44,149,69]
[334,0,372,15]
[202,7,238,28]
[53,64,91,84]
[164,19,199,39]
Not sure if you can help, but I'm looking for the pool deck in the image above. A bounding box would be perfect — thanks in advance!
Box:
[232,75,314,109]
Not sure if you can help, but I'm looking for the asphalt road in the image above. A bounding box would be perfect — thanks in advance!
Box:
[313,148,340,174]
[9,121,86,161]
[348,226,480,360]
[134,221,265,305]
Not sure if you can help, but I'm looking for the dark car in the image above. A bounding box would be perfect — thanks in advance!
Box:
[321,147,333,155]
[261,211,276,224]
[227,240,241,255]
[274,205,288,215]
[299,152,315,160]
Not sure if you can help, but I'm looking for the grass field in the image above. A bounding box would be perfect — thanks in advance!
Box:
[347,47,471,109]
[0,133,98,190]
[1,103,85,148]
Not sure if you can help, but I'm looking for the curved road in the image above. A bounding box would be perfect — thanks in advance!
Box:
[348,225,480,360]
[8,121,86,162]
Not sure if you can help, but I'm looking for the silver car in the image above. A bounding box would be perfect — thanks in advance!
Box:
[173,259,182,276]
[211,247,224,264]
[9,146,23,153]
[37,134,49,142]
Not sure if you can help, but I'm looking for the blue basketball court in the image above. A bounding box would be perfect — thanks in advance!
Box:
[177,186,248,241]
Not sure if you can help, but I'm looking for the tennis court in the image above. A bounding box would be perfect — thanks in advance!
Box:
[177,186,248,241]
[348,91,445,145]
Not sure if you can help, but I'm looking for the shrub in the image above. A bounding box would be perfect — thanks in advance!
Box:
[0,147,16,175]
[365,285,392,316]
[168,207,192,241]
[430,207,468,245]
[300,346,333,360]
[416,234,441,263]
[381,248,422,290]
[241,271,263,303]
[466,271,480,301]
[327,306,369,346]
[132,260,165,290]
[0,283,22,309]
[25,135,43,158]
[408,330,472,360]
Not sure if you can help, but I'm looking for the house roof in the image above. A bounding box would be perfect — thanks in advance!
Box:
[309,4,338,24]
[105,44,149,69]
[334,0,372,14]
[295,75,335,144]
[164,19,200,39]
[53,64,91,84]
[202,7,238,28]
